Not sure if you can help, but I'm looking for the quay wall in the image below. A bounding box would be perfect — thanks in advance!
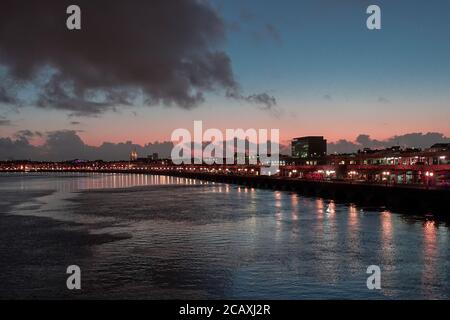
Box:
[2,169,448,215]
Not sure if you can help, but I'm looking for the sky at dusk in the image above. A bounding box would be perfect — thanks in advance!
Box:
[1,0,450,160]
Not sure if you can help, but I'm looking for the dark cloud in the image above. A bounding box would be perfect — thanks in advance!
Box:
[226,91,279,115]
[251,23,283,45]
[70,121,81,125]
[278,141,292,155]
[327,139,359,154]
[1,129,287,161]
[0,130,174,161]
[0,86,18,105]
[14,130,43,139]
[3,130,448,161]
[328,132,450,154]
[0,137,37,160]
[0,0,274,116]
[0,115,11,126]
[323,94,332,101]
[246,93,277,110]
[377,96,390,104]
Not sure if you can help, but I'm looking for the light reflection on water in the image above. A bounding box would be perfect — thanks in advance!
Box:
[0,172,449,299]
[422,220,438,298]
[0,172,212,192]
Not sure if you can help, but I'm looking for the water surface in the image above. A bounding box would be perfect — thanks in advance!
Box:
[0,172,449,299]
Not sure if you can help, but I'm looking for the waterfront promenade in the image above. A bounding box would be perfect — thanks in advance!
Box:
[2,166,448,216]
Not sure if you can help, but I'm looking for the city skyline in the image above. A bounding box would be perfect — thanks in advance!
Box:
[0,129,449,161]
[1,0,450,159]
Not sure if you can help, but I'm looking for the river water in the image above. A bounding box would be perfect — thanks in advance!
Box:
[0,172,449,299]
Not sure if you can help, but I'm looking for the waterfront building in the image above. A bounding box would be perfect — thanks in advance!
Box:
[428,143,450,152]
[291,136,327,164]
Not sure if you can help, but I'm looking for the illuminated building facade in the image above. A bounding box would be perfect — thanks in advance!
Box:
[291,136,327,164]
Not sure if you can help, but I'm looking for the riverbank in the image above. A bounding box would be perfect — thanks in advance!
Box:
[146,170,449,216]
[4,169,448,216]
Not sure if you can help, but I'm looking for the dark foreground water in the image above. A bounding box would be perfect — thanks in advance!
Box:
[0,172,449,299]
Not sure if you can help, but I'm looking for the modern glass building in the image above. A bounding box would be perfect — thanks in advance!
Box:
[291,136,327,160]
